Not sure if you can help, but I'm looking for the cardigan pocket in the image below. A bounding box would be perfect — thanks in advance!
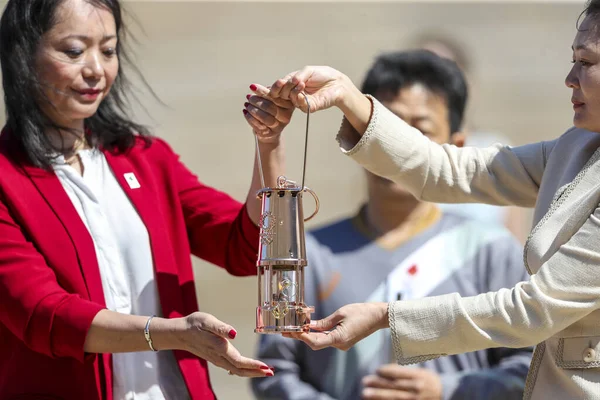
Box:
[555,336,600,369]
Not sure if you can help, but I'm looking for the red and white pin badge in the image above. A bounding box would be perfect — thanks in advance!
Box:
[124,172,140,189]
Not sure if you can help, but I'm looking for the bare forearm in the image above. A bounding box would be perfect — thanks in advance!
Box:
[84,310,272,378]
[83,309,183,354]
[246,138,285,224]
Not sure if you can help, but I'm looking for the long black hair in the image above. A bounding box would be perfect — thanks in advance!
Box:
[0,0,152,168]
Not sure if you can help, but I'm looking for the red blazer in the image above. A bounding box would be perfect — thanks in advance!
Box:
[0,129,259,399]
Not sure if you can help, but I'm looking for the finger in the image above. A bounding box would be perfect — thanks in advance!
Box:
[262,99,293,125]
[393,379,420,393]
[245,104,279,129]
[289,66,315,87]
[247,95,277,116]
[267,71,298,98]
[243,110,280,141]
[282,330,341,351]
[279,77,299,100]
[268,96,295,110]
[244,96,286,118]
[249,83,270,98]
[362,376,419,392]
[310,311,345,332]
[234,368,274,378]
[197,314,237,340]
[362,387,414,400]
[269,78,290,99]
[243,109,270,134]
[286,66,316,112]
[223,341,271,371]
[247,93,294,117]
[247,97,292,124]
[290,83,308,111]
[376,365,418,380]
[217,356,274,378]
[362,375,396,389]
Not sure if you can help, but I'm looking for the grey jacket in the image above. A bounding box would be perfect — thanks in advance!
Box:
[337,95,600,400]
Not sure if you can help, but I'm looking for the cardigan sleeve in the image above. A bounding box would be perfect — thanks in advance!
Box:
[156,138,260,276]
[387,202,600,364]
[0,196,104,362]
[337,95,558,208]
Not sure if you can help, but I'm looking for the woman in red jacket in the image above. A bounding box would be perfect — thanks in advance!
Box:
[0,0,289,398]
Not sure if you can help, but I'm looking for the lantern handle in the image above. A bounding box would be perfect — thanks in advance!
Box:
[254,93,311,190]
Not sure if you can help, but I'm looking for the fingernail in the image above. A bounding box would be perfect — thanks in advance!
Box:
[250,84,257,91]
[260,366,270,370]
[242,109,248,115]
[266,371,274,376]
[246,94,251,100]
[269,367,276,372]
[244,102,249,107]
[228,329,237,339]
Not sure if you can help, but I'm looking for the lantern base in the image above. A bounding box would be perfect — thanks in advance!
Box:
[255,304,314,334]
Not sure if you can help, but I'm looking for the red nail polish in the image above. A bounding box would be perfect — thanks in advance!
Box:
[266,371,274,376]
[260,366,270,370]
[242,109,248,115]
[228,329,237,339]
[244,102,250,107]
[246,94,251,100]
[250,84,257,91]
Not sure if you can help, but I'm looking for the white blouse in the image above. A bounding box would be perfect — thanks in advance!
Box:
[53,149,189,400]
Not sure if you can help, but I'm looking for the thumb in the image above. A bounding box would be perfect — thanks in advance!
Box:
[201,313,238,340]
[310,311,344,332]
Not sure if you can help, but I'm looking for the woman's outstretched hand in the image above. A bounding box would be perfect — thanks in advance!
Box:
[176,312,274,377]
[84,310,275,378]
[282,302,389,351]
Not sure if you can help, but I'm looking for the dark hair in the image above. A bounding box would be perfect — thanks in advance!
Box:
[579,0,600,30]
[361,49,468,134]
[0,0,151,168]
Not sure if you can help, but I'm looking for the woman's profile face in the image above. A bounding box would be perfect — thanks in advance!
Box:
[566,15,600,133]
[35,0,119,128]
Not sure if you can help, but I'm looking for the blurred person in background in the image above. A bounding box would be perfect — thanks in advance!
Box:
[247,50,531,400]
[414,33,530,243]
